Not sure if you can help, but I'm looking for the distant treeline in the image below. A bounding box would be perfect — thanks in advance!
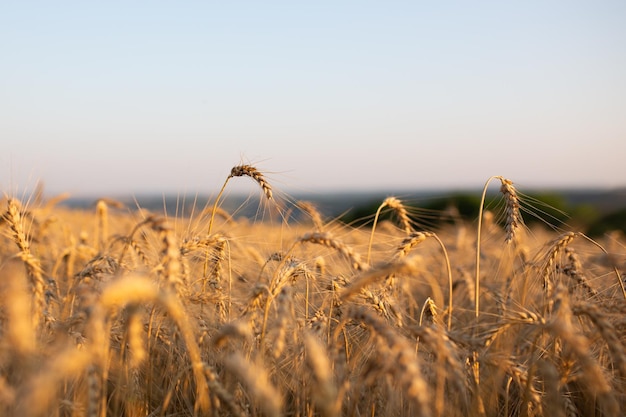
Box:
[60,188,626,237]
[339,191,626,237]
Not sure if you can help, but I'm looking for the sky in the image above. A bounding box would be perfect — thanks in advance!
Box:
[2,1,626,198]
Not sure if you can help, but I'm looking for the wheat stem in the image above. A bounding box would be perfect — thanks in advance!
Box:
[475,176,521,318]
[208,164,273,236]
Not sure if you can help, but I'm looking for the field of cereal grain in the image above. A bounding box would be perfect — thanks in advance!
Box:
[1,165,625,417]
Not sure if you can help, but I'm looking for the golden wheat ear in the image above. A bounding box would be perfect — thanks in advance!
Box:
[296,200,324,231]
[224,353,283,417]
[395,231,453,330]
[299,231,365,271]
[208,164,273,235]
[229,164,273,201]
[3,198,47,329]
[367,196,412,265]
[498,178,521,244]
[542,232,626,301]
[475,176,522,318]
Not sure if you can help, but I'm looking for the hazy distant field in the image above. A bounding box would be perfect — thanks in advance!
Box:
[1,166,625,417]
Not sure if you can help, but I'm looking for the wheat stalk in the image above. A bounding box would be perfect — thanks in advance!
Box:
[395,231,454,330]
[94,198,124,253]
[299,231,366,271]
[396,231,429,258]
[548,287,620,416]
[475,176,522,318]
[230,164,274,200]
[303,331,340,417]
[269,285,295,359]
[412,325,469,415]
[95,200,108,252]
[0,259,36,354]
[150,217,185,296]
[542,232,577,295]
[367,196,412,264]
[93,275,211,413]
[562,247,598,297]
[208,164,273,235]
[16,347,94,417]
[204,365,246,417]
[349,307,432,417]
[225,353,283,417]
[297,200,324,231]
[542,232,626,300]
[340,256,419,301]
[125,306,147,369]
[572,301,626,381]
[3,198,47,329]
[499,178,521,244]
[3,169,626,417]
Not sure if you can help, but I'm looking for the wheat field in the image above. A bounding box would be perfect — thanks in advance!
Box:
[0,166,625,417]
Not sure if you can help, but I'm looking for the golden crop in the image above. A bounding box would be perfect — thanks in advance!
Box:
[0,167,624,417]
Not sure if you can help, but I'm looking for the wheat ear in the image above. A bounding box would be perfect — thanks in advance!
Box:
[117,215,157,266]
[297,200,324,231]
[224,353,283,417]
[125,306,147,369]
[542,232,626,300]
[208,164,273,235]
[577,233,626,299]
[475,176,521,318]
[95,199,108,252]
[340,257,419,301]
[499,178,521,244]
[572,302,626,381]
[3,198,47,328]
[367,196,412,264]
[418,296,440,327]
[299,231,365,271]
[94,198,124,252]
[0,259,36,354]
[542,232,577,295]
[396,231,453,330]
[204,365,246,417]
[548,286,619,416]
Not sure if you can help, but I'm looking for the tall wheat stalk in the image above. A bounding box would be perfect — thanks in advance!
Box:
[396,231,453,330]
[3,198,47,328]
[475,176,522,319]
[367,196,412,264]
[208,164,273,235]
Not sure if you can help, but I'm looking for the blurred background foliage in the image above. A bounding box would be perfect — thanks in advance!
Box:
[339,190,625,237]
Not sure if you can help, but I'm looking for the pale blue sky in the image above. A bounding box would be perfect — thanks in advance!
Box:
[2,1,625,197]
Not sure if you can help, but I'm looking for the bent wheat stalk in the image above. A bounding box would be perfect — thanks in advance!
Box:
[299,232,365,271]
[208,164,273,235]
[340,256,420,301]
[475,176,522,318]
[396,231,453,330]
[297,200,324,231]
[541,232,626,300]
[367,196,412,265]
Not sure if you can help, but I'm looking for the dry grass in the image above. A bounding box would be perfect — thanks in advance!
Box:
[0,167,625,417]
